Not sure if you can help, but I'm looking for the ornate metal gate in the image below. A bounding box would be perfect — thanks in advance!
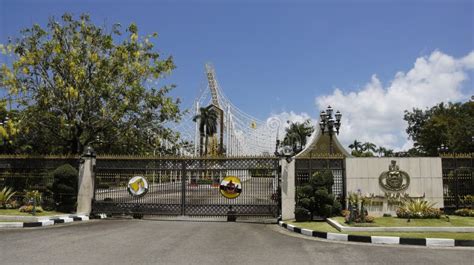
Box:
[92,156,280,218]
[441,154,473,210]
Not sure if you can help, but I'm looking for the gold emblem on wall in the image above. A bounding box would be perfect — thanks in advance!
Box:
[379,160,410,192]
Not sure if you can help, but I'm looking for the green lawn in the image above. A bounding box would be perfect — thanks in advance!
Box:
[0,209,65,216]
[332,216,474,227]
[287,220,474,240]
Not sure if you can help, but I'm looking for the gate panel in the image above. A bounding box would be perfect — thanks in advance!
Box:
[92,156,280,217]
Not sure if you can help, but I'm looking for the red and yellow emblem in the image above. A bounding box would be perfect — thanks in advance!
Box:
[219,176,242,199]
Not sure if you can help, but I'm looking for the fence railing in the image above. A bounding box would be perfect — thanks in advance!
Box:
[0,156,79,210]
[440,153,473,210]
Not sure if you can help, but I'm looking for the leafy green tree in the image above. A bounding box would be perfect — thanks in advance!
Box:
[404,101,474,155]
[0,13,182,154]
[283,119,314,153]
[193,106,218,156]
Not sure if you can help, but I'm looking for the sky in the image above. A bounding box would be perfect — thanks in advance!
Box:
[0,0,473,151]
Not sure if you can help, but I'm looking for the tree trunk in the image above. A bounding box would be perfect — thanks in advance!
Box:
[204,135,209,156]
[199,133,204,157]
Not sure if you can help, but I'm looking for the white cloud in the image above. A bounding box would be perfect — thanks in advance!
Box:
[315,50,474,151]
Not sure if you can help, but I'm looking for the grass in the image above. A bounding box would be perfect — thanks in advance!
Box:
[0,209,65,216]
[288,217,474,241]
[332,216,474,227]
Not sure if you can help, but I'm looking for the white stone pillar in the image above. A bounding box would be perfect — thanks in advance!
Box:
[76,147,96,215]
[281,159,296,220]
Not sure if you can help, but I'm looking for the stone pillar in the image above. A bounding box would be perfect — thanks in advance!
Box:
[76,147,96,215]
[281,159,296,220]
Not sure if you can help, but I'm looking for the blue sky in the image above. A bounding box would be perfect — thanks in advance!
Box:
[1,0,473,150]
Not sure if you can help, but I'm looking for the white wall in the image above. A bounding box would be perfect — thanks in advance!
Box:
[345,157,444,214]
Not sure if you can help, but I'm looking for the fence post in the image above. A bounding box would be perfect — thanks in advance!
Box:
[281,159,295,220]
[76,147,96,215]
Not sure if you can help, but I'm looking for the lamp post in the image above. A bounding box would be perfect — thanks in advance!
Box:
[319,106,342,154]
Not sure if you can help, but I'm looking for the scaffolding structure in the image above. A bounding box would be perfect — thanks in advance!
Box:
[170,63,280,156]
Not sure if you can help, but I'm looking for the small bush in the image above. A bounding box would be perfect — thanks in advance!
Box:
[19,205,44,213]
[294,207,311,222]
[51,164,78,213]
[5,200,20,209]
[364,215,375,223]
[197,179,213,185]
[454,208,474,217]
[383,213,392,217]
[23,190,42,206]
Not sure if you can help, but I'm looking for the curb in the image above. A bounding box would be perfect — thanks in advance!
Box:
[0,213,108,228]
[278,221,474,248]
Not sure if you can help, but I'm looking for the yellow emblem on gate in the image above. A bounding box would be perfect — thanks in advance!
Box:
[127,176,149,197]
[219,176,242,199]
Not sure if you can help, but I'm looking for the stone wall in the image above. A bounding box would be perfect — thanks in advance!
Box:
[345,157,444,215]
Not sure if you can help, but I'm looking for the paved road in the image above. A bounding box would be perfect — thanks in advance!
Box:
[0,219,472,265]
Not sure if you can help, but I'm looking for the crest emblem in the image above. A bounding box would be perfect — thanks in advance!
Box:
[379,160,410,191]
[219,176,242,199]
[127,176,149,197]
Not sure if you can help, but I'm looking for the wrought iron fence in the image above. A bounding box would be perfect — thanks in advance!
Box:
[0,156,79,210]
[92,156,281,217]
[441,153,473,210]
[295,158,346,205]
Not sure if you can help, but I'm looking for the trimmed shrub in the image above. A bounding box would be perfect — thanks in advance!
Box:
[51,164,78,213]
[364,215,375,223]
[19,205,44,213]
[454,208,474,217]
[296,170,341,219]
[294,206,311,222]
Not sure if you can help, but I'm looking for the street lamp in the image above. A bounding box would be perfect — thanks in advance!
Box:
[319,106,342,154]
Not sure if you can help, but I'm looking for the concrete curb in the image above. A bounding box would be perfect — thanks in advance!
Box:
[327,218,474,233]
[278,221,474,248]
[0,213,108,228]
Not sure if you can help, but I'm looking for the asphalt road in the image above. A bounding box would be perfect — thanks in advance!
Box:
[0,219,473,265]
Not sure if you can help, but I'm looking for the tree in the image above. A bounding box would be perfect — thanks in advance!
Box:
[404,101,474,155]
[362,142,377,153]
[193,106,218,156]
[283,119,314,153]
[375,146,386,157]
[296,170,341,219]
[0,13,182,154]
[348,140,362,152]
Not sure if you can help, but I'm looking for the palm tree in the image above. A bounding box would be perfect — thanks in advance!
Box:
[193,106,218,156]
[383,148,394,157]
[283,119,314,153]
[375,146,386,157]
[362,142,377,153]
[348,140,362,152]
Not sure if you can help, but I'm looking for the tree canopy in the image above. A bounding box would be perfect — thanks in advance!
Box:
[0,13,182,155]
[404,101,474,155]
[282,119,314,153]
[193,105,218,156]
